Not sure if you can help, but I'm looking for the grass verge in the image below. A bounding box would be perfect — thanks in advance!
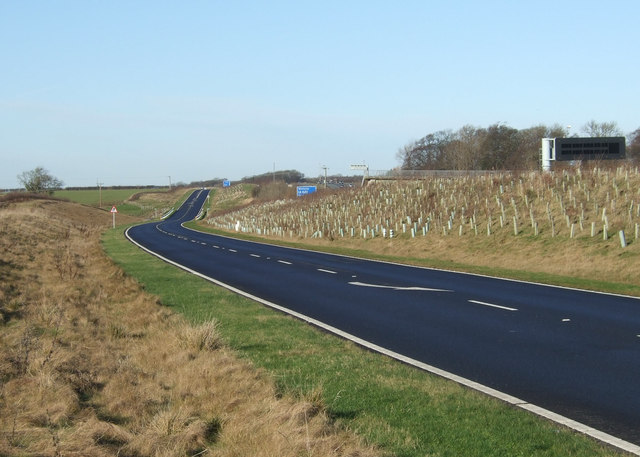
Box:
[102,225,627,457]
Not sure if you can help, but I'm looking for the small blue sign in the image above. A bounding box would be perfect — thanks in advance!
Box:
[296,185,317,197]
[223,180,231,187]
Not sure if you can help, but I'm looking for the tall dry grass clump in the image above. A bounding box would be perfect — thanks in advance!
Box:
[0,198,381,456]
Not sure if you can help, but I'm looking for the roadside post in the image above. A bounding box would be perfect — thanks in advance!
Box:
[111,205,118,228]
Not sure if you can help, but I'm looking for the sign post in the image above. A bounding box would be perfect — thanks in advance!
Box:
[110,206,118,228]
[350,163,369,186]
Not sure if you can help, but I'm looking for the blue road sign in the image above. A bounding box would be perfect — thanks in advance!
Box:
[296,185,317,197]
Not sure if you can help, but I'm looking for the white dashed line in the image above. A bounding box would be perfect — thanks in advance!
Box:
[250,254,260,258]
[317,268,337,274]
[468,300,518,312]
[229,249,237,253]
[278,260,292,265]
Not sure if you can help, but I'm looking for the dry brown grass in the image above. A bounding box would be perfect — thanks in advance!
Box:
[0,197,381,456]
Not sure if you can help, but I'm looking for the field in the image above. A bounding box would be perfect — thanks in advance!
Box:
[54,187,188,219]
[54,188,160,206]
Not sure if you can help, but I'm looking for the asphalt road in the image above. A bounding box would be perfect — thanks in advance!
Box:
[127,189,640,452]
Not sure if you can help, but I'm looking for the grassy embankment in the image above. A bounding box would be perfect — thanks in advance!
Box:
[0,194,379,456]
[201,166,640,296]
[105,171,637,456]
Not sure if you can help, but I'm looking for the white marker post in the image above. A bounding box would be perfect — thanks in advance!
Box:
[110,205,118,228]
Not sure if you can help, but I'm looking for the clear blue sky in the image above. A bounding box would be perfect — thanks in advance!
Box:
[2,1,638,188]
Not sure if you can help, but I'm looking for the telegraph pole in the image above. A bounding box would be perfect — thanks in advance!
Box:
[321,166,328,189]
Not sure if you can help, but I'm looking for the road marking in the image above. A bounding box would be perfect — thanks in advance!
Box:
[278,260,292,265]
[562,318,571,322]
[349,281,451,292]
[250,254,260,258]
[318,268,337,274]
[229,249,237,253]
[468,299,518,311]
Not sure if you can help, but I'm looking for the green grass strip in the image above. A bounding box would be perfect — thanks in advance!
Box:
[102,226,623,457]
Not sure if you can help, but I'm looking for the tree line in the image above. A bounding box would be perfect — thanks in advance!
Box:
[397,121,640,171]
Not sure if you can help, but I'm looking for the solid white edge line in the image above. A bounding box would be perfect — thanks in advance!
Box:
[468,299,518,312]
[125,225,640,456]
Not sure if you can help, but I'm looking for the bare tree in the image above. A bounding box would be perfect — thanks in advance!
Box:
[516,125,549,170]
[446,125,485,170]
[397,131,454,170]
[17,167,64,194]
[581,120,622,137]
[396,140,424,170]
[480,123,520,170]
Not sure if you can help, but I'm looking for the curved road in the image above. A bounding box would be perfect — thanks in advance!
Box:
[127,189,640,454]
